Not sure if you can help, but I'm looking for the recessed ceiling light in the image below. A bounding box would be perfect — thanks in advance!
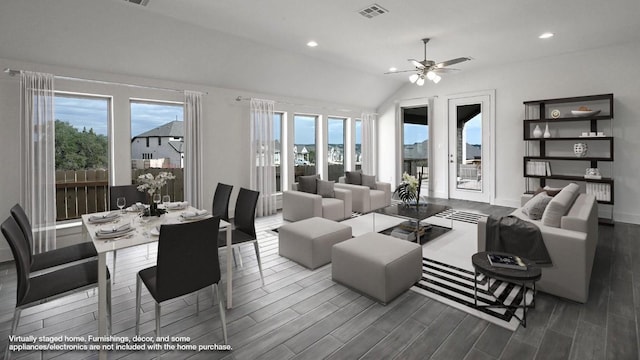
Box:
[539,32,554,39]
[307,41,318,47]
[389,67,397,72]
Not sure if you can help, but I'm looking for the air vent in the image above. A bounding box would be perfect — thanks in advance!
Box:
[124,0,150,6]
[358,4,388,19]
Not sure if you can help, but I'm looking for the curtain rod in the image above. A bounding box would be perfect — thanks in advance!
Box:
[235,95,377,115]
[3,68,208,95]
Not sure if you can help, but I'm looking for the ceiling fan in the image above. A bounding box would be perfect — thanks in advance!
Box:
[387,38,472,86]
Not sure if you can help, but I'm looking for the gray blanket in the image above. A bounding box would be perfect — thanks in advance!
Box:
[485,215,552,265]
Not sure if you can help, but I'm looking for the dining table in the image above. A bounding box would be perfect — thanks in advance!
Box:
[81,206,233,359]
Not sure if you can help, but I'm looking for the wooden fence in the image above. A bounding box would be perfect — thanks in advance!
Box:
[55,168,184,221]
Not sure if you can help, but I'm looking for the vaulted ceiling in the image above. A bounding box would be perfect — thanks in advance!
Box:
[1,0,638,109]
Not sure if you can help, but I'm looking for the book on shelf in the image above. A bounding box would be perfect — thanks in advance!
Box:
[390,228,416,241]
[487,253,528,271]
[526,161,552,176]
[586,182,611,202]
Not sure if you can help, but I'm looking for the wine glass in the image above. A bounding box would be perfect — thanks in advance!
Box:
[153,193,161,206]
[116,197,126,213]
[162,195,171,209]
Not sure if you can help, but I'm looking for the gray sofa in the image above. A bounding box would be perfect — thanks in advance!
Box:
[335,176,391,213]
[477,190,598,303]
[282,183,352,222]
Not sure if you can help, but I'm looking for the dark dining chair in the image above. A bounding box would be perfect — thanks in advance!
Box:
[109,185,147,282]
[109,184,146,212]
[212,183,233,222]
[1,216,111,359]
[135,216,227,343]
[10,203,97,274]
[217,188,264,286]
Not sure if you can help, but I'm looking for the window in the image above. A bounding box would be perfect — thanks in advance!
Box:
[274,112,283,192]
[293,114,317,181]
[54,94,110,220]
[355,119,362,171]
[130,100,184,200]
[402,107,429,177]
[327,117,346,181]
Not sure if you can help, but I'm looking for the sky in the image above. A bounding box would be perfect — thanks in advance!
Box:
[293,115,362,145]
[54,96,184,137]
[403,114,481,145]
[56,96,478,147]
[55,96,109,135]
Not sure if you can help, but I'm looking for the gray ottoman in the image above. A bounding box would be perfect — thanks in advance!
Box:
[332,232,422,304]
[279,217,352,269]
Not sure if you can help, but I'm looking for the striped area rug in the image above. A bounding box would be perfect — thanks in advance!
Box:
[411,257,534,331]
[432,209,486,224]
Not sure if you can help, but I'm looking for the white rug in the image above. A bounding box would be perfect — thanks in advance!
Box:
[412,215,534,331]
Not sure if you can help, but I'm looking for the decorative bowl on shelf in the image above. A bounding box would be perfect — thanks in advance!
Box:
[571,109,601,117]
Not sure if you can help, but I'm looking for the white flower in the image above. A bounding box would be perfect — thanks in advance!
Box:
[136,172,176,195]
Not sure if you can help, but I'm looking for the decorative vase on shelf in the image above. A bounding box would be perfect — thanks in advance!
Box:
[533,124,543,138]
[543,123,551,138]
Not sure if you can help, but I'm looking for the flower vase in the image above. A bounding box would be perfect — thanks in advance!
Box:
[533,124,543,138]
[543,123,551,138]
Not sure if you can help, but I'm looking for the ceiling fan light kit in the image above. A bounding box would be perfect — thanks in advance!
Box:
[391,37,472,86]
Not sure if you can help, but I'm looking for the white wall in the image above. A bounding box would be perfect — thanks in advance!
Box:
[0,57,372,261]
[377,41,640,223]
[0,0,400,110]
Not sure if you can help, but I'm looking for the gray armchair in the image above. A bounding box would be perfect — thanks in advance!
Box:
[282,183,352,222]
[335,177,391,213]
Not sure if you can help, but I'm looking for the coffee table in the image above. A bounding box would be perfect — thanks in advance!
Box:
[374,203,453,244]
[472,251,541,327]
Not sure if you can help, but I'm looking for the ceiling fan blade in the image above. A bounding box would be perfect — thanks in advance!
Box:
[432,68,460,73]
[408,59,425,69]
[384,69,418,75]
[435,57,472,68]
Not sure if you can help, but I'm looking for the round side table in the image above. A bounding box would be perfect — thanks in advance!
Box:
[471,251,542,327]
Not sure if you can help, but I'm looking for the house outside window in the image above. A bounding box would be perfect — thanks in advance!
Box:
[130,100,184,200]
[274,112,283,192]
[355,119,362,171]
[293,114,317,182]
[327,117,346,181]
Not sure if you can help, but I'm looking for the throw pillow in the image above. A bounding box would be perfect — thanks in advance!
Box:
[361,174,377,190]
[534,186,563,197]
[298,174,320,194]
[316,179,335,198]
[541,183,580,227]
[345,170,362,185]
[522,192,552,220]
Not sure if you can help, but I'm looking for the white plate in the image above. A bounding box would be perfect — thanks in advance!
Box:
[571,110,601,116]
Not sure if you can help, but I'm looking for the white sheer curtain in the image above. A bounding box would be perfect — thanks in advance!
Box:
[361,112,377,175]
[184,91,204,208]
[250,98,276,217]
[20,71,56,253]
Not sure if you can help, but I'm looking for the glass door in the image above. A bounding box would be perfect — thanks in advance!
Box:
[448,94,492,202]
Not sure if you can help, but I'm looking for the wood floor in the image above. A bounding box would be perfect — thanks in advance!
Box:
[0,199,638,360]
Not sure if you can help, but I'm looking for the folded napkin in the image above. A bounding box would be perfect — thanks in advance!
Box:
[89,212,119,222]
[181,209,208,218]
[95,223,134,239]
[97,223,131,235]
[166,201,189,209]
[126,203,147,212]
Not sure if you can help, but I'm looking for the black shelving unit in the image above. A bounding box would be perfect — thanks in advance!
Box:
[523,94,614,221]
